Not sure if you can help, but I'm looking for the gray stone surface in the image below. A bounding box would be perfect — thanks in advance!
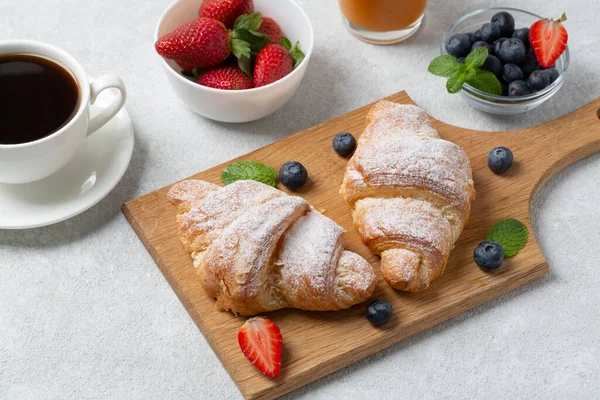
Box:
[1,0,599,398]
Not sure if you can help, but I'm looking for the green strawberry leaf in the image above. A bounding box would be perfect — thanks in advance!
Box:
[465,47,488,68]
[466,69,502,95]
[280,36,292,50]
[237,55,252,78]
[231,37,251,59]
[221,161,278,187]
[427,55,460,77]
[233,29,271,55]
[486,218,529,257]
[289,41,305,69]
[234,12,263,32]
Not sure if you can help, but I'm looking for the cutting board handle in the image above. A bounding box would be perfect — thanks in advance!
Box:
[526,97,600,200]
[430,96,600,206]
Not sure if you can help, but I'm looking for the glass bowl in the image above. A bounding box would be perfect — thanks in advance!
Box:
[441,7,569,115]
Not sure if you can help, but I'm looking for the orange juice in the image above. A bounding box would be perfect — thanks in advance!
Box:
[338,0,427,32]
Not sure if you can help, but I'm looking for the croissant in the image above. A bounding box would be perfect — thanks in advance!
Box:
[341,101,475,292]
[168,179,376,316]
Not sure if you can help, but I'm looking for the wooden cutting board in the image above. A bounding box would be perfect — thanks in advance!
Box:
[122,92,600,399]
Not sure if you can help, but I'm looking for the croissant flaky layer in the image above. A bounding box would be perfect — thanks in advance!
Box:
[341,101,475,292]
[168,179,376,316]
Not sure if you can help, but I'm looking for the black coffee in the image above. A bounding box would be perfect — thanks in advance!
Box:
[0,54,79,145]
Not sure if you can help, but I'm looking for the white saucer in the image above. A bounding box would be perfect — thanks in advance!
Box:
[0,99,134,230]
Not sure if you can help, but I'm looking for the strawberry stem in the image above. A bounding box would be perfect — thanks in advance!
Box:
[554,13,567,23]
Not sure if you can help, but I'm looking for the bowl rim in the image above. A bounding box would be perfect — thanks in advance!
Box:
[154,0,315,94]
[441,7,570,102]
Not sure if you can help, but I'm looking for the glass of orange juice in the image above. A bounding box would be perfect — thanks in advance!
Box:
[338,0,428,44]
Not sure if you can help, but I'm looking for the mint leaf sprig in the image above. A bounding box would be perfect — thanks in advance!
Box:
[428,47,502,95]
[487,218,529,257]
[221,161,278,187]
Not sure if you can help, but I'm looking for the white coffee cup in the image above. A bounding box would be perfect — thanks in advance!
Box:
[0,40,127,184]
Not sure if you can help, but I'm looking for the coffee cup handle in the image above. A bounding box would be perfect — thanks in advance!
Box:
[86,75,127,137]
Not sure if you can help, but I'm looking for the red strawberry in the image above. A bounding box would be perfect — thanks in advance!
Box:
[197,65,254,90]
[155,18,230,68]
[257,17,282,43]
[176,61,196,73]
[253,44,293,87]
[529,14,568,68]
[199,0,254,29]
[238,317,282,378]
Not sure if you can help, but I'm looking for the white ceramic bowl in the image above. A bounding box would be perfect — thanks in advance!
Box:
[155,0,314,123]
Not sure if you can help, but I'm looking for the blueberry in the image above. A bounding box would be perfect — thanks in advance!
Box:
[467,32,477,44]
[473,29,484,42]
[512,28,530,47]
[482,55,503,79]
[457,57,466,64]
[487,146,514,174]
[508,80,531,97]
[332,132,357,157]
[479,23,502,43]
[279,161,308,189]
[519,48,540,76]
[528,69,550,91]
[471,41,494,54]
[474,241,505,271]
[491,11,515,37]
[446,33,472,58]
[544,68,560,84]
[497,38,526,64]
[502,63,524,83]
[365,299,392,327]
[493,38,507,55]
[501,82,509,96]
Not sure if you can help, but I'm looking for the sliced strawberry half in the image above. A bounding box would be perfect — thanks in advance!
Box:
[529,13,568,68]
[238,317,282,378]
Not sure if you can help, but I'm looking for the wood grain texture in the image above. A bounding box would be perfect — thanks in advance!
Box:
[121,92,600,399]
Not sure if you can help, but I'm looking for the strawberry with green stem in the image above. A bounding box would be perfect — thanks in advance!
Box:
[155,18,232,68]
[155,13,271,70]
[156,12,305,84]
[253,38,305,87]
[232,14,305,80]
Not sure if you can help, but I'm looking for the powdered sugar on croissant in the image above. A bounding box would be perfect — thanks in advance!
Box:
[341,101,475,292]
[168,179,376,316]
